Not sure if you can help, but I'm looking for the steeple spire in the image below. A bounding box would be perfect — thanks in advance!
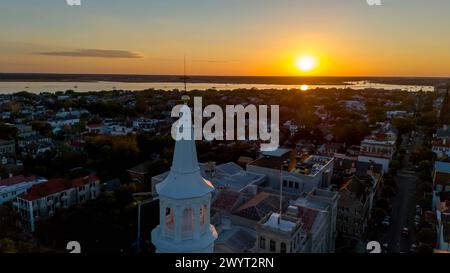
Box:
[155,96,214,199]
[151,95,217,253]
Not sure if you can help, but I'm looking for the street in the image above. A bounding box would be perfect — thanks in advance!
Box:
[383,132,423,253]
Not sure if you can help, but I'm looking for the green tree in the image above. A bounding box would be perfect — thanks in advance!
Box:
[392,117,415,136]
[417,228,435,245]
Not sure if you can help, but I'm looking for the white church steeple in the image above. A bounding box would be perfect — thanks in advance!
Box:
[151,96,217,253]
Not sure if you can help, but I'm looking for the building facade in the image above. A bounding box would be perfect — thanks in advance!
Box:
[0,175,47,205]
[358,131,396,174]
[14,174,101,232]
[0,139,15,157]
[337,175,377,239]
[247,149,334,194]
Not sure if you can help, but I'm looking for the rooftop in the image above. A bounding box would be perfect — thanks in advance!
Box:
[0,175,38,187]
[19,174,99,201]
[261,148,291,158]
[435,161,450,174]
[437,127,450,138]
[215,226,256,252]
[212,190,242,212]
[154,162,265,192]
[361,132,396,146]
[233,192,286,222]
[249,149,333,177]
[262,212,298,233]
[205,163,265,192]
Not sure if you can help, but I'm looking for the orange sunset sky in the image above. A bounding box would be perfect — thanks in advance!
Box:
[1,0,450,77]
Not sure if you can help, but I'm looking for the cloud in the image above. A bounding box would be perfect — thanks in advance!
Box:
[37,49,143,59]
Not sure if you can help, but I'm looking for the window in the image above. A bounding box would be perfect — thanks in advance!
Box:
[283,180,287,187]
[294,182,299,189]
[259,237,266,249]
[269,240,276,252]
[280,242,286,253]
[288,181,293,188]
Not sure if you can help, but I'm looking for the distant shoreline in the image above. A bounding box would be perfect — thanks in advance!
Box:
[0,73,449,86]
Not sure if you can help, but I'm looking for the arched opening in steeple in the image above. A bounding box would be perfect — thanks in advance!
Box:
[182,208,194,234]
[165,207,174,234]
[200,204,207,232]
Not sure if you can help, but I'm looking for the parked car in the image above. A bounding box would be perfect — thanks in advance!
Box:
[401,227,410,237]
[414,221,421,229]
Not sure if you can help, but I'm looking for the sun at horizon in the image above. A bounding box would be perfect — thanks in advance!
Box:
[295,56,318,73]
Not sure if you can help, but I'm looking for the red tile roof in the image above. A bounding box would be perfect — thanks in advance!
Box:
[212,191,241,212]
[0,175,37,187]
[233,192,281,222]
[19,174,99,201]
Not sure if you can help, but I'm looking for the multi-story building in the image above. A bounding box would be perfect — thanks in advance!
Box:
[0,175,47,204]
[14,174,101,232]
[358,131,396,174]
[0,139,15,157]
[433,161,450,193]
[255,188,339,253]
[337,175,377,239]
[432,139,450,159]
[247,148,334,194]
[432,125,450,159]
[255,211,308,253]
[290,188,339,253]
[434,192,450,251]
[332,156,383,191]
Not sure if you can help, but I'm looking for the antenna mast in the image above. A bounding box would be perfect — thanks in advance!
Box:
[279,165,283,224]
[184,56,187,93]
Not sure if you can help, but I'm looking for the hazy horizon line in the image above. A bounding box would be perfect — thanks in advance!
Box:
[1,72,450,79]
